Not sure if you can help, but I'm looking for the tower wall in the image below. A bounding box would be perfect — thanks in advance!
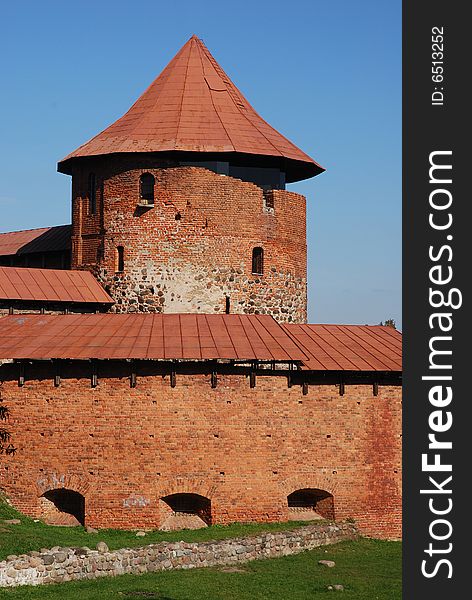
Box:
[71,158,308,323]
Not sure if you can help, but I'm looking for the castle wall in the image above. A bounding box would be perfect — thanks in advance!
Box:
[71,159,307,323]
[0,364,401,539]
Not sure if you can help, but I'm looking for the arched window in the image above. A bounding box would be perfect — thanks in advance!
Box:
[116,246,124,272]
[88,173,96,214]
[140,173,155,203]
[252,247,264,275]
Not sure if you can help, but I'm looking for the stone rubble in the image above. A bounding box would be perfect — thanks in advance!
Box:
[318,559,336,567]
[327,584,345,591]
[3,519,21,525]
[0,521,358,588]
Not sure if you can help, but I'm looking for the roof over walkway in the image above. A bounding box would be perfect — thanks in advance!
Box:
[0,314,401,371]
[283,323,402,371]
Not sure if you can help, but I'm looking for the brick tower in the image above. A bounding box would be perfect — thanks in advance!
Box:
[58,36,324,323]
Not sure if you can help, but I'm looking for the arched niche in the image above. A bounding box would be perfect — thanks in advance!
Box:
[40,488,85,526]
[287,488,335,521]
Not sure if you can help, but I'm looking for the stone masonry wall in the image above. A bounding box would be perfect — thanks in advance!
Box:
[0,521,358,588]
[70,158,307,322]
[0,364,402,539]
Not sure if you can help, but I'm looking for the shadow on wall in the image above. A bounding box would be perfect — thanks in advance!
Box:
[287,488,335,521]
[40,488,85,526]
[159,493,212,531]
[36,488,334,530]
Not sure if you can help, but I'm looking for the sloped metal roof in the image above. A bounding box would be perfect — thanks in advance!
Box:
[0,267,113,304]
[0,314,402,372]
[0,225,71,256]
[58,36,324,182]
[0,313,308,362]
[283,324,402,371]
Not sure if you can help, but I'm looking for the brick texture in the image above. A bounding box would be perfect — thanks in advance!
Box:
[0,364,401,539]
[70,159,307,322]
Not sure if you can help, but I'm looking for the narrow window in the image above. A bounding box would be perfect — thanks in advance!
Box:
[225,296,230,314]
[88,173,96,214]
[140,173,155,203]
[252,247,264,275]
[264,191,274,210]
[116,246,124,272]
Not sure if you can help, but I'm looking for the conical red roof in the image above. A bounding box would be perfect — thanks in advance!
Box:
[58,36,324,181]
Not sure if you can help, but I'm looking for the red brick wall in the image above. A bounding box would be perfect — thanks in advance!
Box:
[70,158,307,322]
[0,365,401,539]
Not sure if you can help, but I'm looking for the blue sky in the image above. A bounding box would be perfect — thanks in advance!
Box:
[0,0,401,327]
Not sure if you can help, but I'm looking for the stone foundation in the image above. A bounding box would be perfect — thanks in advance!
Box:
[102,262,306,323]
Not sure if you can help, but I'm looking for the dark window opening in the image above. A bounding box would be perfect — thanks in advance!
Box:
[162,493,212,525]
[287,488,335,520]
[252,247,264,275]
[140,173,155,203]
[116,246,124,272]
[229,165,285,190]
[264,192,274,210]
[88,173,96,214]
[177,159,286,190]
[225,296,230,314]
[42,488,85,526]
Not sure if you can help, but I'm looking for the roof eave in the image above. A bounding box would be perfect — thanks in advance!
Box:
[58,151,325,182]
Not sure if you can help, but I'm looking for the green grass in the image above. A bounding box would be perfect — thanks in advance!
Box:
[1,538,401,599]
[1,499,401,598]
[0,498,311,561]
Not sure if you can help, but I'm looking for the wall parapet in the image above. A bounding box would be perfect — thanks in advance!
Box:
[0,521,358,588]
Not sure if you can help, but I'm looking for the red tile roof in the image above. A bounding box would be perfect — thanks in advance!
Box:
[0,225,71,256]
[283,324,402,371]
[0,267,113,305]
[0,314,307,362]
[58,36,324,182]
